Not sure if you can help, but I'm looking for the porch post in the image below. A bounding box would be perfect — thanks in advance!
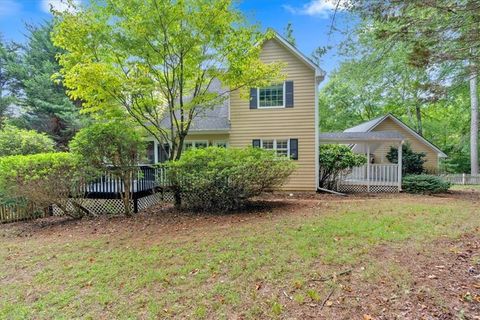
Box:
[366,143,370,193]
[398,141,403,191]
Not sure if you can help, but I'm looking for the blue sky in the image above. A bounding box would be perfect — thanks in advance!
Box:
[0,0,354,77]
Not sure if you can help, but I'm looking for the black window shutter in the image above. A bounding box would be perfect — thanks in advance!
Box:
[289,139,298,160]
[250,88,258,109]
[285,81,294,108]
[252,139,261,148]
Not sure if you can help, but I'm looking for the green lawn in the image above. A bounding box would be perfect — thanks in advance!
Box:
[1,193,479,319]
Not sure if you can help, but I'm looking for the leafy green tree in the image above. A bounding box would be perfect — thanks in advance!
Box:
[52,0,282,161]
[0,124,55,156]
[70,121,145,216]
[318,144,366,189]
[350,1,480,173]
[387,143,426,175]
[320,21,453,135]
[15,23,85,149]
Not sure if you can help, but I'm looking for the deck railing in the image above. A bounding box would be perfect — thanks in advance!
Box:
[83,165,171,197]
[341,164,400,186]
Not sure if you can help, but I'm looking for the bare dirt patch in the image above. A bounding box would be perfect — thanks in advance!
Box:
[278,233,480,320]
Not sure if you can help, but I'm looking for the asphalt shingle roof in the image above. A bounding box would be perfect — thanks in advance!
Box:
[319,131,405,142]
[344,115,385,133]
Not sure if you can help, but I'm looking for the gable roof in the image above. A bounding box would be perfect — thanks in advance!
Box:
[344,114,447,157]
[270,31,326,81]
[319,131,405,143]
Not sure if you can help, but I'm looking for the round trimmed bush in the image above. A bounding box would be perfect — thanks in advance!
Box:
[402,174,451,194]
[166,147,296,211]
[0,125,55,156]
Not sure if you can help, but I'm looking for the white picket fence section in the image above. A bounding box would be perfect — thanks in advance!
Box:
[439,174,480,185]
[341,164,400,186]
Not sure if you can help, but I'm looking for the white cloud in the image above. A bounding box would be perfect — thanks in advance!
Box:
[284,0,349,18]
[0,0,21,17]
[40,0,81,14]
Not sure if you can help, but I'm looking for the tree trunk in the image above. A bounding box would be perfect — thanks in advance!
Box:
[470,68,479,175]
[415,105,423,136]
[122,171,132,216]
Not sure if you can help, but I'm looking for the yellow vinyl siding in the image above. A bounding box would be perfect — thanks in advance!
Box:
[229,38,317,191]
[372,118,439,172]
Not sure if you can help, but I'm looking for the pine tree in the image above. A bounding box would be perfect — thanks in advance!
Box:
[0,36,21,128]
[17,23,85,149]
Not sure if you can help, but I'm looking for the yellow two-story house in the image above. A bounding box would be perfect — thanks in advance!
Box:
[145,31,325,192]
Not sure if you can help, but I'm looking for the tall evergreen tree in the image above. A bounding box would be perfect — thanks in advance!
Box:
[283,22,296,46]
[0,35,21,128]
[17,23,85,149]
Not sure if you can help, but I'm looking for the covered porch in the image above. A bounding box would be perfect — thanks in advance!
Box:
[319,131,405,193]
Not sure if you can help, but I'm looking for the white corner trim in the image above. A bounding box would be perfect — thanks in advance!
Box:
[314,77,320,191]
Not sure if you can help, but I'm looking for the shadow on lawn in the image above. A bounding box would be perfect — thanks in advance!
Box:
[0,199,297,238]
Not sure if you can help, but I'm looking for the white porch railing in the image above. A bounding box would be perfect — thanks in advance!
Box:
[341,164,400,186]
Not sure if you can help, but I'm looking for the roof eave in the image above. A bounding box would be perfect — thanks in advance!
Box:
[270,31,326,79]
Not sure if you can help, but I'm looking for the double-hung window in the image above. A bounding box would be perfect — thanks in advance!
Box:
[184,141,208,150]
[214,141,228,148]
[250,81,293,109]
[258,83,285,108]
[260,139,289,157]
[254,138,298,160]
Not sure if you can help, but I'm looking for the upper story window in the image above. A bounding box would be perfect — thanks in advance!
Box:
[258,83,285,108]
[250,81,293,109]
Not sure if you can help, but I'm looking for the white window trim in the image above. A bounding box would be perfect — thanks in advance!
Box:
[260,138,290,157]
[143,138,158,165]
[257,82,286,109]
[184,140,209,150]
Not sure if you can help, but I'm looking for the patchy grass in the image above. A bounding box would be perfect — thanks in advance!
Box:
[0,193,479,319]
[451,184,480,191]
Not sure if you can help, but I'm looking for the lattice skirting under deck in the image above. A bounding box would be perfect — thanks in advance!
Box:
[52,192,175,216]
[137,192,174,211]
[338,184,400,193]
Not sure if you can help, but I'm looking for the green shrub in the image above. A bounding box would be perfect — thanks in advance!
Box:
[166,147,296,211]
[319,144,367,189]
[402,175,451,194]
[70,121,145,216]
[0,125,55,156]
[387,143,426,175]
[0,152,90,218]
